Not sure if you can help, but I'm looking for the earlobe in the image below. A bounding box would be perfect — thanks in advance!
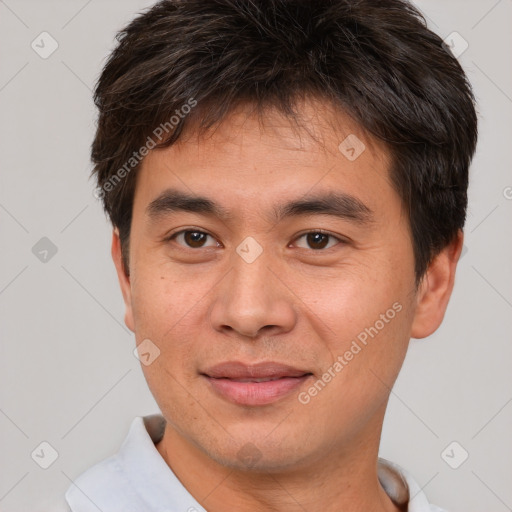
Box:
[410,230,464,339]
[111,228,135,332]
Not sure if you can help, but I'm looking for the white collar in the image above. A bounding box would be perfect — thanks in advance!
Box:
[66,414,445,512]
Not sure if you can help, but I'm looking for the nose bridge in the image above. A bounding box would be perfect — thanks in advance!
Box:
[209,246,296,338]
[230,255,270,307]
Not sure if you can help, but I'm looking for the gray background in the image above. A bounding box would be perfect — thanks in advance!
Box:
[0,0,511,511]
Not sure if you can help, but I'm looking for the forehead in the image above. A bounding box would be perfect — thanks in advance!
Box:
[134,99,396,217]
[166,98,389,164]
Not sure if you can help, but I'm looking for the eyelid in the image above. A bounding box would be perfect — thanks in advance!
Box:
[291,229,347,247]
[164,227,222,247]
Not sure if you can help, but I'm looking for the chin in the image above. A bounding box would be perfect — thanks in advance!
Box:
[202,432,315,474]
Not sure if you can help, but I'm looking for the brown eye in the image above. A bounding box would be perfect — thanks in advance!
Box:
[172,230,218,248]
[294,232,341,250]
[306,233,329,249]
[184,231,207,247]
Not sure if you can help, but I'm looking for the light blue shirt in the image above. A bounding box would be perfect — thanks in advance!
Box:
[65,414,447,512]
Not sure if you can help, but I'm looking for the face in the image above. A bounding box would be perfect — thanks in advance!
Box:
[113,99,460,472]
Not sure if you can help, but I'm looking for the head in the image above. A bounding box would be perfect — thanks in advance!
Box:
[93,0,477,471]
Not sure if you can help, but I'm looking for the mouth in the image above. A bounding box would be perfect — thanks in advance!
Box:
[201,361,314,406]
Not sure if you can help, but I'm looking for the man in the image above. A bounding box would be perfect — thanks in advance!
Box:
[65,0,477,510]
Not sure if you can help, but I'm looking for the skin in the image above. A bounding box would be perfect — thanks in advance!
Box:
[112,98,463,512]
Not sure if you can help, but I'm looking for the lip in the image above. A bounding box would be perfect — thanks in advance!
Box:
[201,361,313,406]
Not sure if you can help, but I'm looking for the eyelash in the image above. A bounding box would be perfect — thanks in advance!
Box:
[165,229,345,251]
[292,230,344,250]
[167,230,221,249]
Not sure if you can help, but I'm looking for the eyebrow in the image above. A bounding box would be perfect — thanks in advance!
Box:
[146,189,231,220]
[274,192,374,224]
[146,188,374,225]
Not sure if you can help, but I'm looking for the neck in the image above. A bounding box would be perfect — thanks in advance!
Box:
[155,412,402,512]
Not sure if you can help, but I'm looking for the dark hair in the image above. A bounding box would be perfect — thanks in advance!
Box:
[92,0,478,284]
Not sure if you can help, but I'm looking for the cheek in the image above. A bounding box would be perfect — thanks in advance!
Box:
[129,261,228,383]
[131,262,205,329]
[131,271,204,415]
[295,265,414,400]
[299,302,413,447]
[293,261,407,338]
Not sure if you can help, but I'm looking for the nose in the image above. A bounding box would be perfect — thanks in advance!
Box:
[209,254,297,339]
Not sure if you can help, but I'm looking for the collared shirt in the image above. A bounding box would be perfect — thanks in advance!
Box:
[65,414,447,512]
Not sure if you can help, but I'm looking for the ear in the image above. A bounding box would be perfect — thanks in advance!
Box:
[111,228,135,332]
[411,230,464,339]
